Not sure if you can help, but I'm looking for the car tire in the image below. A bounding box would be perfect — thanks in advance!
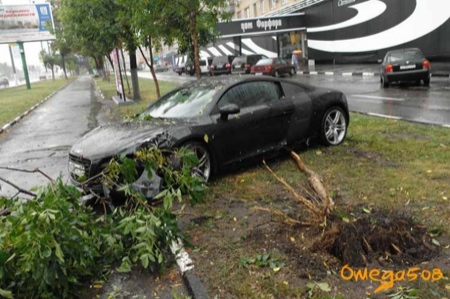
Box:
[320,107,348,146]
[381,75,389,88]
[274,71,280,78]
[177,72,182,76]
[423,78,430,86]
[182,141,212,182]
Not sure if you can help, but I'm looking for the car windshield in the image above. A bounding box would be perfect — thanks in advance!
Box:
[388,50,423,62]
[142,86,216,118]
[233,56,247,63]
[213,57,228,64]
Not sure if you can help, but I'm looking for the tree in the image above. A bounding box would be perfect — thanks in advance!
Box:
[40,50,57,80]
[160,0,230,78]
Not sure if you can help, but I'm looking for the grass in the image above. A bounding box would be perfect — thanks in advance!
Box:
[0,78,74,127]
[184,114,450,298]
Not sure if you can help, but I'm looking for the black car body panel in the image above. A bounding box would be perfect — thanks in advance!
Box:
[380,48,430,86]
[69,76,349,199]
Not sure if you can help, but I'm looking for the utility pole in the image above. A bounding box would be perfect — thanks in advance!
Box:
[8,44,18,86]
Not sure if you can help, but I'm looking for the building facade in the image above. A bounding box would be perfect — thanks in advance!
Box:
[172,0,450,66]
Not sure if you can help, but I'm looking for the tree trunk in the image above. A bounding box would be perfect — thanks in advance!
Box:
[138,42,160,99]
[96,55,106,79]
[189,10,200,78]
[61,53,68,80]
[129,48,141,101]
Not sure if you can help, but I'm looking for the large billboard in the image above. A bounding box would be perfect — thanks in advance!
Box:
[0,4,55,44]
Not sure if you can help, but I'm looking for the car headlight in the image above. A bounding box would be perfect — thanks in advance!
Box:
[68,160,86,178]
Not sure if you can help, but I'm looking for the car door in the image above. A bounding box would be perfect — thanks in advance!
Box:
[280,81,313,143]
[210,81,294,165]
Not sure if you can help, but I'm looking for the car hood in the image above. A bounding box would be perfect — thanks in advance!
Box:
[70,119,190,161]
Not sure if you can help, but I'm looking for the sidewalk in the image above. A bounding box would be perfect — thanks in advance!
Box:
[296,62,450,77]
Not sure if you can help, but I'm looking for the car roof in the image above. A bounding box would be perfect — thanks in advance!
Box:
[386,48,422,54]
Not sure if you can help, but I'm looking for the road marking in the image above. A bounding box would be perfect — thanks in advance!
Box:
[325,72,334,75]
[310,71,318,75]
[363,72,375,76]
[352,94,405,101]
[367,113,402,120]
[342,72,353,76]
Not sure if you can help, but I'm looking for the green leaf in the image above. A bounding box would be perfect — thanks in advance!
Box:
[0,288,13,299]
[316,282,331,292]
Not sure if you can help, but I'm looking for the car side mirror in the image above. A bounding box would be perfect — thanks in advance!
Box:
[219,104,240,120]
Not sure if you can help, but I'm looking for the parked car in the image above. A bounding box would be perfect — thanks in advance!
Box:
[251,58,296,77]
[380,48,430,87]
[173,63,185,75]
[155,65,169,72]
[185,57,213,76]
[209,55,235,76]
[231,54,267,74]
[69,76,349,201]
[0,77,9,87]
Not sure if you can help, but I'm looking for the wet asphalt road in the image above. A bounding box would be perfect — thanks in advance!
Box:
[294,75,450,127]
[0,76,100,198]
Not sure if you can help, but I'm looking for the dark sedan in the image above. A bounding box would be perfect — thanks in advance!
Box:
[210,55,235,76]
[380,48,430,87]
[251,58,296,77]
[69,76,349,199]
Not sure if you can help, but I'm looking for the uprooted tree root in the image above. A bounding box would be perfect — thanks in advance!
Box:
[258,151,440,267]
[316,212,440,267]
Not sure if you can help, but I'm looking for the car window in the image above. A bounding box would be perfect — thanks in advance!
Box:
[143,86,216,118]
[213,56,228,64]
[256,58,273,65]
[218,81,281,110]
[388,50,424,62]
[281,82,305,98]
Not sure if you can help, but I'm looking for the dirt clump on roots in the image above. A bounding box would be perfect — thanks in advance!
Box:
[315,210,441,268]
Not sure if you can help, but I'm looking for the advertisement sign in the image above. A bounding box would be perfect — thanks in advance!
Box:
[112,48,126,100]
[0,4,55,44]
[217,13,306,38]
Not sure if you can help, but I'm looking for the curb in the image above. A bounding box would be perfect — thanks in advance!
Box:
[352,111,450,129]
[296,71,450,77]
[170,239,209,299]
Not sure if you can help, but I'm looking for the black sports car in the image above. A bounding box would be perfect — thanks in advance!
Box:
[380,48,431,88]
[69,76,349,199]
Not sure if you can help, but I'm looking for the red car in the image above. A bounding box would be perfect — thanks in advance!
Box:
[251,58,296,77]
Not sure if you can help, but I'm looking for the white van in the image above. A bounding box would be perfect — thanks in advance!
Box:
[185,57,213,76]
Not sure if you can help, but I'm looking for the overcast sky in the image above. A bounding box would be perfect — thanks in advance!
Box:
[0,0,51,68]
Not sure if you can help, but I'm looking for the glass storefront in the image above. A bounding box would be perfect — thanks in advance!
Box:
[278,31,307,62]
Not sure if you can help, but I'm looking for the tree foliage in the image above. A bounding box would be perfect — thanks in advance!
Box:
[0,147,205,298]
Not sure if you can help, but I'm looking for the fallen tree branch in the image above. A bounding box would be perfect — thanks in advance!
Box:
[0,176,36,198]
[263,159,324,220]
[290,151,334,212]
[0,166,55,182]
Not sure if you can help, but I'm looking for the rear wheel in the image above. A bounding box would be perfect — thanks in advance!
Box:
[381,75,389,88]
[182,141,212,182]
[320,107,348,146]
[423,78,430,86]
